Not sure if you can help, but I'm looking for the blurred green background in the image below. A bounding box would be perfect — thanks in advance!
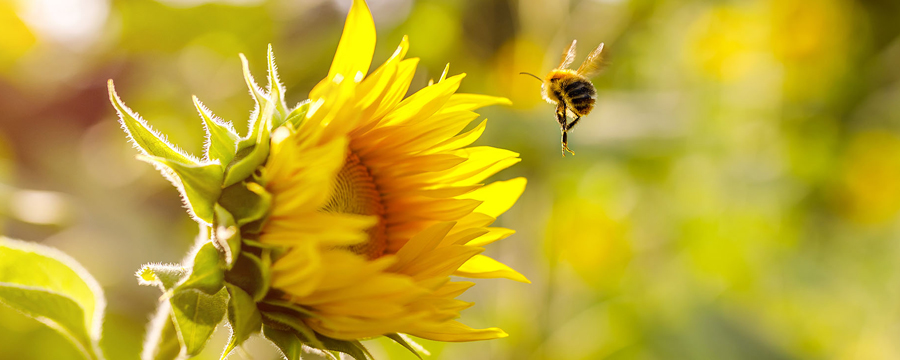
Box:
[3,0,900,358]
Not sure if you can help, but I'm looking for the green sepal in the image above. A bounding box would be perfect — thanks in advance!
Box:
[258,299,319,319]
[137,155,223,225]
[385,333,427,359]
[108,80,196,165]
[0,238,106,360]
[284,101,311,129]
[175,242,225,295]
[260,311,324,348]
[239,53,269,126]
[169,287,229,356]
[318,336,372,360]
[220,284,262,360]
[242,239,284,251]
[218,181,272,228]
[193,96,240,168]
[262,325,307,360]
[223,102,273,187]
[136,264,186,291]
[213,205,241,269]
[266,44,289,127]
[224,251,270,301]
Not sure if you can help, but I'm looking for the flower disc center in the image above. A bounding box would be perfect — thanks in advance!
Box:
[321,152,387,258]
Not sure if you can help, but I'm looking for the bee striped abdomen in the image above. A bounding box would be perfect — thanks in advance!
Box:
[563,78,596,116]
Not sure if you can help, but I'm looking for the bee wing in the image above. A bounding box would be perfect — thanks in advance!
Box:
[576,42,605,78]
[558,39,577,69]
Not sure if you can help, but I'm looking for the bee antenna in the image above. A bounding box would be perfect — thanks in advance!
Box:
[519,72,543,83]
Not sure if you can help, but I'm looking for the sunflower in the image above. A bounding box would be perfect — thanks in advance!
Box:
[259,0,528,343]
[108,0,526,357]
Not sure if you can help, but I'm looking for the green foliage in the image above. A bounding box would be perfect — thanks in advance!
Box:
[262,325,307,360]
[193,96,241,169]
[170,287,229,356]
[385,333,427,359]
[114,46,304,359]
[109,81,227,225]
[260,313,375,360]
[107,80,197,165]
[138,155,224,225]
[319,337,373,360]
[138,243,230,358]
[260,310,323,348]
[176,242,225,295]
[224,251,270,302]
[218,182,272,229]
[0,238,106,360]
[222,66,275,187]
[213,205,242,269]
[285,100,311,129]
[265,44,290,127]
[138,264,186,290]
[221,284,262,360]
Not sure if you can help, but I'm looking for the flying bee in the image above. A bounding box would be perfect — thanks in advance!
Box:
[521,40,605,156]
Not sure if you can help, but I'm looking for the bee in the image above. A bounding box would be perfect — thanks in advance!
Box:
[521,40,605,156]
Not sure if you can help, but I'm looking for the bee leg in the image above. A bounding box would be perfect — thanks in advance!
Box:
[556,104,572,157]
[562,131,575,156]
[560,115,579,156]
[565,116,581,131]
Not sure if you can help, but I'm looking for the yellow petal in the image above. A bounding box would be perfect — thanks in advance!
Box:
[458,177,527,218]
[408,320,508,342]
[369,58,419,122]
[444,228,489,246]
[391,221,456,270]
[403,245,483,280]
[379,74,464,127]
[466,227,516,247]
[386,198,483,224]
[404,184,481,199]
[311,0,375,100]
[430,119,487,153]
[430,281,475,298]
[440,94,512,113]
[427,147,520,186]
[270,242,323,297]
[454,254,530,283]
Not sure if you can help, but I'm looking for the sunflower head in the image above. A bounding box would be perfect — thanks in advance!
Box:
[110,0,527,358]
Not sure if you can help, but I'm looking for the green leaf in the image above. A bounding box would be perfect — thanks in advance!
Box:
[222,53,280,188]
[221,284,262,360]
[218,181,272,228]
[266,44,289,127]
[108,80,196,165]
[385,333,427,359]
[262,325,305,360]
[193,96,240,168]
[137,155,224,224]
[137,263,187,291]
[239,53,269,124]
[169,287,229,356]
[176,242,224,295]
[223,102,273,187]
[0,238,106,360]
[213,205,241,269]
[141,301,183,360]
[224,251,270,301]
[260,310,323,348]
[285,100,310,129]
[318,336,372,360]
